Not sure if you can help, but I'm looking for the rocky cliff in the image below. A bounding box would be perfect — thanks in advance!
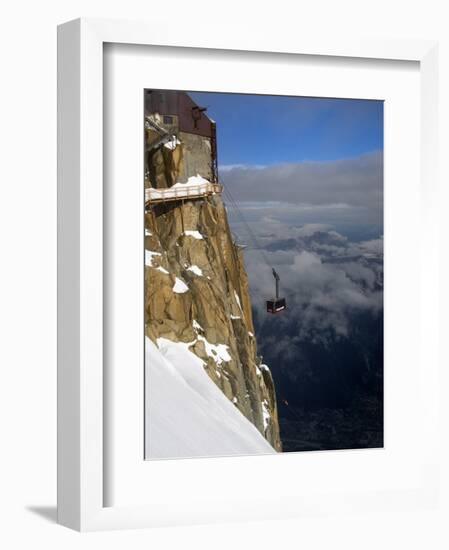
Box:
[144,106,282,452]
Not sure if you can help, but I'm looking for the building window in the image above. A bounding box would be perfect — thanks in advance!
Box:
[163,115,174,125]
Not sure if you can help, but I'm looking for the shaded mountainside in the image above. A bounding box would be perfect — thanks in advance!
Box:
[144,114,282,452]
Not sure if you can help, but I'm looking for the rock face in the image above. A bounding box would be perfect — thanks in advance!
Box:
[144,94,282,452]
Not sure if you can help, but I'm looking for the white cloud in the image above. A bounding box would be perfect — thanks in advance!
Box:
[221,152,383,230]
[219,163,267,172]
[239,221,383,347]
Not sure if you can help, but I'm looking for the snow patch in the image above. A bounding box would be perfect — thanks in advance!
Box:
[183,230,204,240]
[145,228,153,236]
[197,334,232,365]
[172,174,209,188]
[186,265,203,276]
[164,135,181,150]
[230,314,241,320]
[262,399,271,431]
[248,331,254,337]
[173,277,189,294]
[156,266,169,275]
[145,336,275,459]
[156,336,200,361]
[145,249,161,267]
[192,320,204,332]
[234,290,242,310]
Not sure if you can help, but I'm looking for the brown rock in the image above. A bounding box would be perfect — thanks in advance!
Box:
[144,127,282,452]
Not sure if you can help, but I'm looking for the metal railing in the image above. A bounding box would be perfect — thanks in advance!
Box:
[145,182,223,204]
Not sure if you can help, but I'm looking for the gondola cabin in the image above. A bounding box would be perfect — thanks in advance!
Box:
[266,268,287,314]
[266,297,287,314]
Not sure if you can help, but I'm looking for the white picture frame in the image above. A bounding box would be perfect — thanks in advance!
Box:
[57,17,440,531]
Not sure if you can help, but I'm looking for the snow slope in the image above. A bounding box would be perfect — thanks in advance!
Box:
[145,336,276,459]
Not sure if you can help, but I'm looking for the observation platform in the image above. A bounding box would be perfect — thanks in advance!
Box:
[145,181,223,206]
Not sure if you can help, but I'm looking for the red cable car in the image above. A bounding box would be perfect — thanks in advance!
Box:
[266,268,287,314]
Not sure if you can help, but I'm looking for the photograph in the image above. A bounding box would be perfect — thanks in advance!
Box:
[144,89,384,460]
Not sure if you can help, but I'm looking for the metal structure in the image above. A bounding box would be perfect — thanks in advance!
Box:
[266,268,287,314]
[210,121,219,183]
[145,90,214,138]
[145,182,223,206]
[145,90,219,188]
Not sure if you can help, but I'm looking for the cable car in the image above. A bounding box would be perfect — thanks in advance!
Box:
[266,268,287,314]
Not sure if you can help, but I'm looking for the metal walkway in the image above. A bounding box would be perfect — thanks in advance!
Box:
[145,182,223,205]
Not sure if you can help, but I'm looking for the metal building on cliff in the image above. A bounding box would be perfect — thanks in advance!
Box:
[145,90,220,198]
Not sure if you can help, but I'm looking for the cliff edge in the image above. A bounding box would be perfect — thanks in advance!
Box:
[144,91,282,453]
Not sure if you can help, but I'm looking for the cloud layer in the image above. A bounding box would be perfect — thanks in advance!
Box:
[220,154,384,446]
[241,222,383,346]
[221,151,383,232]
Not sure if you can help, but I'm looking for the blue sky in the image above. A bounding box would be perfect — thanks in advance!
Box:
[190,92,383,167]
[187,91,383,241]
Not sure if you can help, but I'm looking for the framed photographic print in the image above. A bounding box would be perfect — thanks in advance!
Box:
[143,89,383,460]
[57,18,441,531]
